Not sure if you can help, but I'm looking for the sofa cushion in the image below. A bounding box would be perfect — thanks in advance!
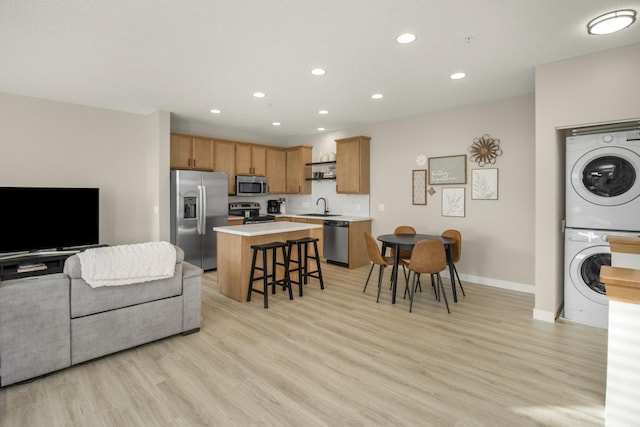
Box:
[69,263,183,318]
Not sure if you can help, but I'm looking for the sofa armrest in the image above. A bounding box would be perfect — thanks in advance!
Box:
[182,262,203,333]
[0,274,71,387]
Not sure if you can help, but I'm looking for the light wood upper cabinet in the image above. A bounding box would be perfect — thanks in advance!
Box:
[336,136,370,194]
[236,143,267,176]
[170,134,214,171]
[266,147,287,194]
[286,146,312,194]
[214,139,236,194]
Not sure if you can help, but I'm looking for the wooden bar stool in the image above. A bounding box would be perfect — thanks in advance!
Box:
[247,241,293,308]
[286,237,325,296]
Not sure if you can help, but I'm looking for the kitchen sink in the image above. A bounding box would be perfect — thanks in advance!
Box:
[300,213,341,217]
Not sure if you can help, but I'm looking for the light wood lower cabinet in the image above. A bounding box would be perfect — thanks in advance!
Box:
[227,218,244,226]
[347,220,372,269]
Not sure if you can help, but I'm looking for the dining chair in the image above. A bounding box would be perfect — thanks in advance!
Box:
[442,229,465,297]
[391,225,415,291]
[407,239,450,313]
[363,232,407,303]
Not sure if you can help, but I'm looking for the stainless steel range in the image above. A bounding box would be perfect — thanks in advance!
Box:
[228,202,276,224]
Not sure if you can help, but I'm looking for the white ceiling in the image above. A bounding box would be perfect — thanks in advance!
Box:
[1,1,639,139]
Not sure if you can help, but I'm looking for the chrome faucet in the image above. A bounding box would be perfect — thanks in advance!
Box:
[316,197,329,214]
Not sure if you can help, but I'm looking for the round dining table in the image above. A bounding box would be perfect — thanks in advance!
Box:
[377,234,457,304]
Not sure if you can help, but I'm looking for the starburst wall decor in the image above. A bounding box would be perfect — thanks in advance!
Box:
[468,134,503,167]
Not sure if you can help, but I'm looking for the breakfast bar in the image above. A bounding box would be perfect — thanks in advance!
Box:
[213,221,322,302]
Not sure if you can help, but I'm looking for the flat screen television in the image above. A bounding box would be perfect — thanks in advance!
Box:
[0,187,99,255]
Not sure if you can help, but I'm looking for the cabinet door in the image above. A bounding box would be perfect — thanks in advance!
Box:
[170,134,192,169]
[214,140,236,194]
[251,145,267,176]
[235,143,252,175]
[286,146,312,194]
[266,147,287,194]
[192,137,214,171]
[336,136,370,194]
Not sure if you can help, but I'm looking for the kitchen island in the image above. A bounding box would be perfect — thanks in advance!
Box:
[213,221,322,302]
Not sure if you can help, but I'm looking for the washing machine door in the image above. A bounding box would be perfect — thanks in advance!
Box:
[568,245,611,305]
[570,146,640,206]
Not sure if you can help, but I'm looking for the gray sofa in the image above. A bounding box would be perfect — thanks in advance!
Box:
[0,246,202,387]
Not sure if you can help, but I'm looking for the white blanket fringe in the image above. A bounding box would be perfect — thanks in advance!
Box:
[77,242,176,288]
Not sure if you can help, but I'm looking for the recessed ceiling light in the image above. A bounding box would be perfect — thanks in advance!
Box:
[450,72,466,80]
[319,110,328,115]
[587,9,636,35]
[396,33,416,44]
[371,93,384,99]
[311,68,326,76]
[253,92,266,98]
[272,122,281,126]
[210,109,221,114]
[317,127,325,131]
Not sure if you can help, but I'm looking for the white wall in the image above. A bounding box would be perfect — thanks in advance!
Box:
[293,94,536,290]
[0,92,167,246]
[534,43,640,322]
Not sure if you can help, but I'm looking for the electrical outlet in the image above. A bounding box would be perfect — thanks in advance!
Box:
[378,204,385,211]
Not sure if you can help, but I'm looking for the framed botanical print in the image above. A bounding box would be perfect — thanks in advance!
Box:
[471,168,498,200]
[442,187,465,217]
[412,169,427,205]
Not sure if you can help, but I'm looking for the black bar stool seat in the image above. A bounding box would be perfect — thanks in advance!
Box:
[247,241,293,308]
[286,236,325,296]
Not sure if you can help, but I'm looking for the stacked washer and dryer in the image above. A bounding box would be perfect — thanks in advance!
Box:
[564,130,640,328]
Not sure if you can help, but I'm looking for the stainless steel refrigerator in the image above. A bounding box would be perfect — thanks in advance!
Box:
[170,170,228,270]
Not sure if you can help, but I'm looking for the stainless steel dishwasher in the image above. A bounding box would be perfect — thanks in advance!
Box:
[324,220,349,266]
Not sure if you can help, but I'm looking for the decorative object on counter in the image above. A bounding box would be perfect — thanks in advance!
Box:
[415,154,427,167]
[428,187,436,196]
[412,169,427,205]
[442,188,465,217]
[471,168,499,200]
[428,155,467,185]
[469,134,503,167]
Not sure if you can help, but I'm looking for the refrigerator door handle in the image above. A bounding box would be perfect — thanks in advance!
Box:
[197,185,206,235]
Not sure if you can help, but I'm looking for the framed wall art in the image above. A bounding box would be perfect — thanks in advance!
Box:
[428,155,467,185]
[412,169,427,205]
[471,168,498,200]
[442,187,465,217]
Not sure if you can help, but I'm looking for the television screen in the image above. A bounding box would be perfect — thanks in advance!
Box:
[0,187,99,254]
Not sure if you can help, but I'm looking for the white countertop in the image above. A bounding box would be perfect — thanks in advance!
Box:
[277,213,372,222]
[214,221,322,237]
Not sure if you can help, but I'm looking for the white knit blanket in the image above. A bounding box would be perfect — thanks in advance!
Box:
[77,242,177,288]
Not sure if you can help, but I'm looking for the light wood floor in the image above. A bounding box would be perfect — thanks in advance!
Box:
[1,263,608,426]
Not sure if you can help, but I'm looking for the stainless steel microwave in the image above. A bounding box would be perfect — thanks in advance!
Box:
[236,175,268,196]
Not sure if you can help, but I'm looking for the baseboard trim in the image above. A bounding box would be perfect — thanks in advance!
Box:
[532,308,557,323]
[451,270,534,294]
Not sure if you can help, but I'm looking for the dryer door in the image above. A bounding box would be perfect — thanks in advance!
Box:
[570,146,640,206]
[568,245,610,305]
